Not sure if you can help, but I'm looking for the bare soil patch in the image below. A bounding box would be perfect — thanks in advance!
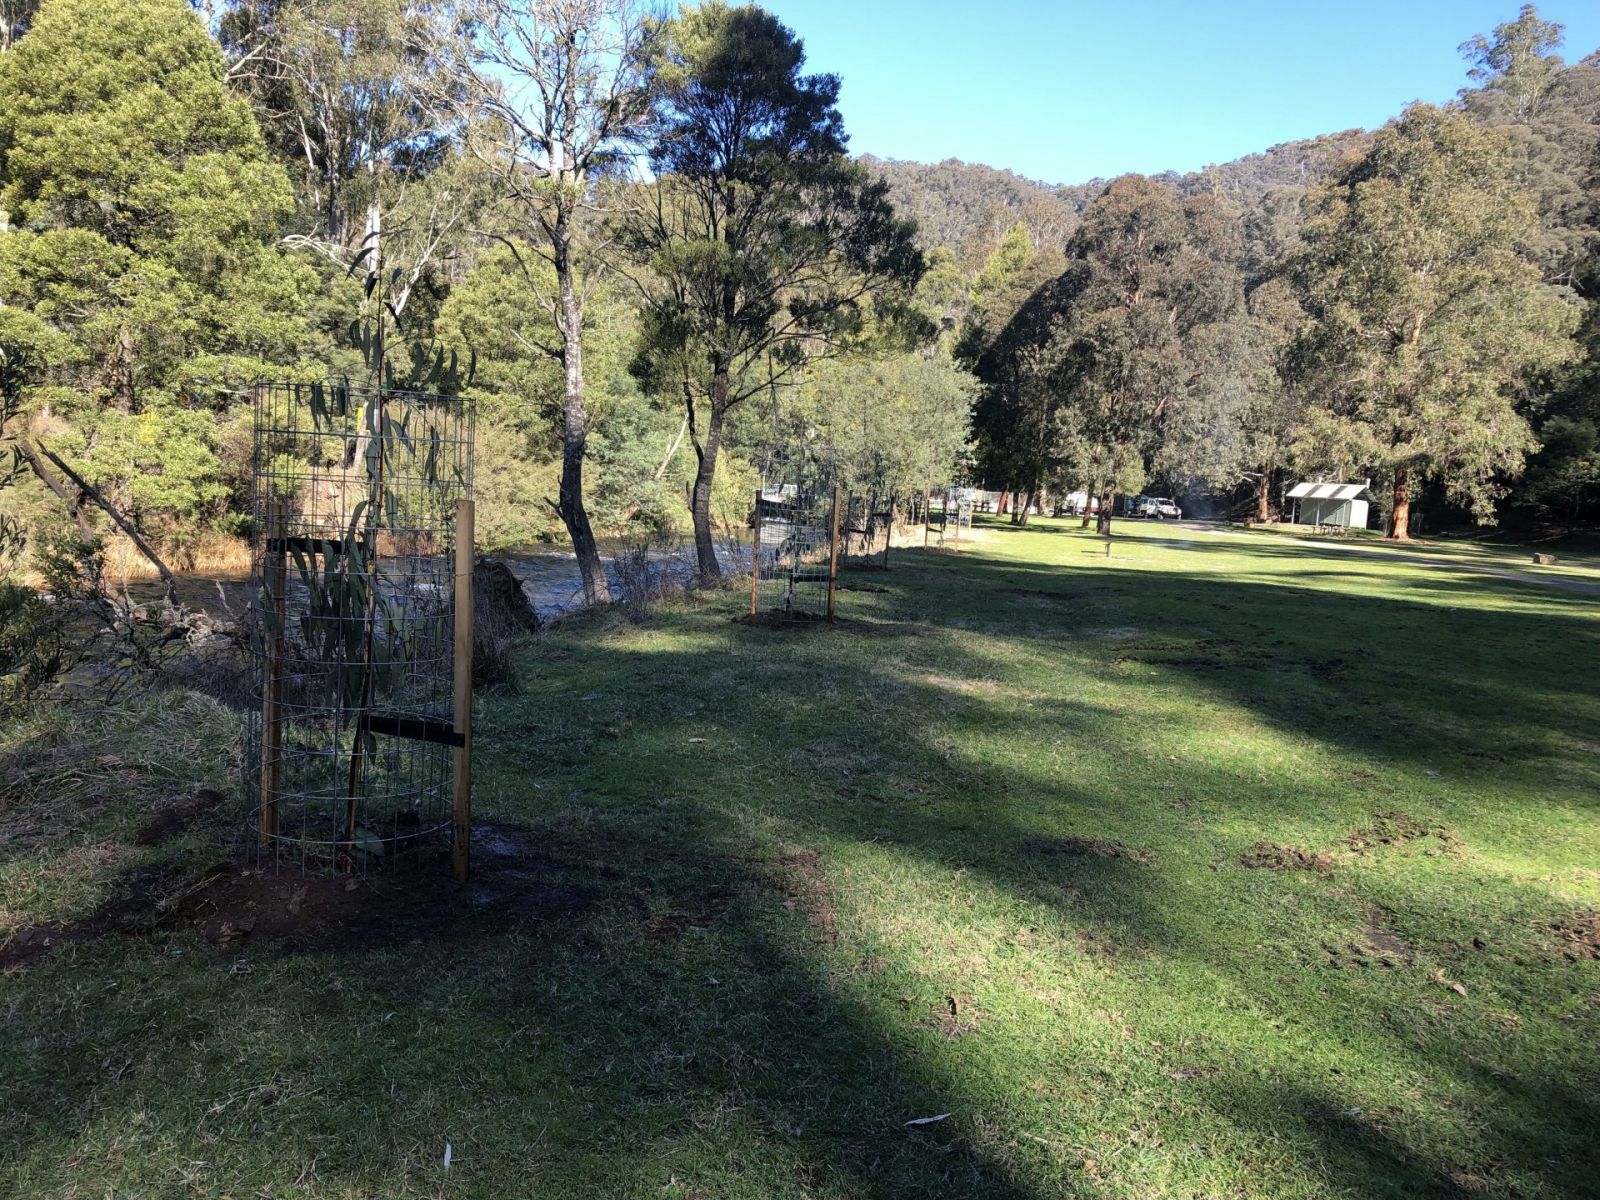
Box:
[922,992,982,1038]
[0,821,597,970]
[1345,812,1458,856]
[1545,910,1600,961]
[1239,842,1333,874]
[737,610,836,631]
[753,846,837,946]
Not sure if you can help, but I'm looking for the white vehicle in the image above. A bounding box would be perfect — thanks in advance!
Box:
[1138,496,1182,520]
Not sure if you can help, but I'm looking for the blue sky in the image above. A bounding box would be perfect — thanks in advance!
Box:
[757,1,1600,185]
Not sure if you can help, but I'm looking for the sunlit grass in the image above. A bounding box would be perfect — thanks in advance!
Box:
[2,519,1597,1198]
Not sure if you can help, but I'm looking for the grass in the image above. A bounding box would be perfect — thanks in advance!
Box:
[3,518,1598,1198]
[1238,520,1600,583]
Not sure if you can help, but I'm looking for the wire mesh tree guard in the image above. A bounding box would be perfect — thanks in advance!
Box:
[749,450,842,621]
[839,490,895,569]
[247,381,476,879]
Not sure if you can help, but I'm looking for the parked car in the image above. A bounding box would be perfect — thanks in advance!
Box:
[1137,496,1182,519]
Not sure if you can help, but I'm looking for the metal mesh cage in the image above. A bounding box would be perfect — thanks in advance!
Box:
[840,491,894,566]
[751,449,840,621]
[246,381,474,873]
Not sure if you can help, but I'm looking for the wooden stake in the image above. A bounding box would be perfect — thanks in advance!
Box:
[826,483,841,621]
[749,486,761,616]
[259,501,286,846]
[452,498,475,884]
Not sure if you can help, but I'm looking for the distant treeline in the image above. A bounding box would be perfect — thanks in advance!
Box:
[870,7,1599,536]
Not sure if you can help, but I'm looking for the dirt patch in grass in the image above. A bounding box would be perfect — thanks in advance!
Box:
[1322,905,1413,969]
[1323,937,1409,970]
[1238,842,1333,874]
[753,846,837,946]
[1023,835,1152,866]
[133,787,229,846]
[643,899,737,943]
[0,862,184,969]
[0,821,597,970]
[922,992,981,1038]
[1544,910,1600,961]
[1360,908,1414,965]
[1345,811,1459,855]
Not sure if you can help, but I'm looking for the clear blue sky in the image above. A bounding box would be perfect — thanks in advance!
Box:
[756,0,1600,184]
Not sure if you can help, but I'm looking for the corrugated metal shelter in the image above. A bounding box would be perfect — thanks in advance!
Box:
[1289,481,1370,530]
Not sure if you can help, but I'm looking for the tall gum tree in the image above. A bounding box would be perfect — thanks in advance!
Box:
[1291,103,1579,539]
[442,0,657,604]
[622,1,922,580]
[1044,176,1241,534]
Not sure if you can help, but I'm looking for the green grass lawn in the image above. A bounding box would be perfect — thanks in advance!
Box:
[3,519,1598,1198]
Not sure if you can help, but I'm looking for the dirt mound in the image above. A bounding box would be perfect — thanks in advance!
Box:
[1238,842,1333,874]
[1,822,594,970]
[1545,910,1600,961]
[1345,812,1458,855]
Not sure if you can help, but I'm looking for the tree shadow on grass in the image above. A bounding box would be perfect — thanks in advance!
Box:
[0,800,1053,1198]
[6,536,1598,1197]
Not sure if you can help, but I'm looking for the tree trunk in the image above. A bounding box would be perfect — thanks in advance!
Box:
[689,369,728,581]
[1081,480,1100,529]
[1255,470,1272,523]
[1013,489,1033,526]
[554,226,609,604]
[997,489,1010,516]
[1388,466,1412,541]
[1096,488,1115,536]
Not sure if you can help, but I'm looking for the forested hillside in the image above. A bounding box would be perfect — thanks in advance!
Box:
[866,128,1376,267]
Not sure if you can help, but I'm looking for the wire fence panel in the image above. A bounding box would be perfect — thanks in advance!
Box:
[246,381,473,874]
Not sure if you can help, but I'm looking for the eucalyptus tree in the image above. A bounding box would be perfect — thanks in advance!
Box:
[622,1,922,580]
[1160,189,1309,520]
[440,0,657,603]
[213,0,474,401]
[1053,177,1242,533]
[1292,104,1578,539]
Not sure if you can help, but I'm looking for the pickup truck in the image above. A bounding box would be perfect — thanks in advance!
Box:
[1136,496,1182,520]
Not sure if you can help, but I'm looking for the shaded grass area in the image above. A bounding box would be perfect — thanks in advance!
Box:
[3,519,1598,1197]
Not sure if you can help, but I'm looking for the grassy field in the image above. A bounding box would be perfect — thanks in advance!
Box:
[3,518,1598,1198]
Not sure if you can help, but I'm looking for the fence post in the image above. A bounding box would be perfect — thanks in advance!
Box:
[826,482,842,621]
[749,486,762,616]
[259,500,286,846]
[452,498,475,884]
